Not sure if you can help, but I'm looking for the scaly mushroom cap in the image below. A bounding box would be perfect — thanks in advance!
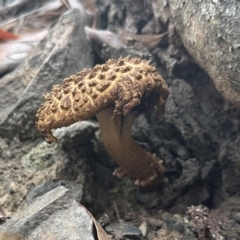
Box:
[36,57,169,143]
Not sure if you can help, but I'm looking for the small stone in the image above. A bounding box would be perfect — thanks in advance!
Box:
[138,221,148,237]
[98,213,110,227]
[105,223,142,240]
[233,212,240,224]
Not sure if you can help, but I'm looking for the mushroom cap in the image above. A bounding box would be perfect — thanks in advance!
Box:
[36,57,169,143]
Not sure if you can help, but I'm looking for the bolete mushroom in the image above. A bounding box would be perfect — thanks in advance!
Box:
[36,57,169,189]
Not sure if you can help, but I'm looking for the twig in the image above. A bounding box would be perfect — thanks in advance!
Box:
[112,201,122,223]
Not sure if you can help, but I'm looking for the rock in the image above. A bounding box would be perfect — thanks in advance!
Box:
[0,186,95,240]
[0,207,7,225]
[108,0,152,34]
[98,213,111,228]
[147,213,197,240]
[53,121,98,149]
[0,111,98,212]
[168,0,240,105]
[138,221,148,237]
[135,190,159,208]
[0,141,71,212]
[233,212,240,224]
[0,8,94,140]
[21,142,69,171]
[105,223,142,240]
[221,219,239,240]
[23,180,83,206]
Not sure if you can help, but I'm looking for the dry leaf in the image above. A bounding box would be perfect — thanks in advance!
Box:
[0,29,19,41]
[91,216,112,240]
[0,231,25,240]
[120,32,168,49]
[79,204,112,240]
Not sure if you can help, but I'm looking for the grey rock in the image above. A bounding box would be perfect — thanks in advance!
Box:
[107,0,152,34]
[0,133,94,213]
[168,0,240,105]
[233,212,240,224]
[105,223,142,240]
[21,141,68,171]
[0,138,73,212]
[53,121,98,149]
[157,212,197,240]
[24,180,83,206]
[214,197,240,239]
[0,137,14,159]
[135,190,159,208]
[98,213,111,227]
[0,207,7,225]
[0,8,93,140]
[0,186,95,240]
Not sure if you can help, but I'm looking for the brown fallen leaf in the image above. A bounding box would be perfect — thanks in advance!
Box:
[0,29,19,41]
[80,204,112,240]
[0,231,25,240]
[119,32,168,49]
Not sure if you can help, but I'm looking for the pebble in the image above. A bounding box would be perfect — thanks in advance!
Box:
[105,223,142,240]
[233,212,240,224]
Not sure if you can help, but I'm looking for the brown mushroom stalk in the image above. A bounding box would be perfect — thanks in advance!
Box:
[96,107,165,188]
[36,57,169,189]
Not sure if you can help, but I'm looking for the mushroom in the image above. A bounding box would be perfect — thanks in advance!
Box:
[36,57,169,189]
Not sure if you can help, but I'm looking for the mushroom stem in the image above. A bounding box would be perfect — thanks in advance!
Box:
[96,107,164,188]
